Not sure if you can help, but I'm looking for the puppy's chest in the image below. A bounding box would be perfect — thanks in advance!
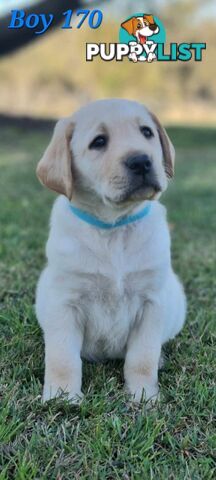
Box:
[76,269,138,312]
[57,229,160,359]
[76,268,141,360]
[69,242,151,354]
[71,238,148,311]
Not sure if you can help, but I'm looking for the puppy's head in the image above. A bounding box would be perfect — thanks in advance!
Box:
[121,15,159,42]
[37,99,174,209]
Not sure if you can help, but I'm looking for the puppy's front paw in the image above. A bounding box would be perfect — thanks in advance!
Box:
[126,380,159,405]
[147,52,157,63]
[129,53,138,63]
[43,384,83,405]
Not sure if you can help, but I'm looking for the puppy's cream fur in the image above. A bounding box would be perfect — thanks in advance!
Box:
[36,99,186,403]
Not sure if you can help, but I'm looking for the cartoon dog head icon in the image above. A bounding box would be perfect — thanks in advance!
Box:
[121,14,159,45]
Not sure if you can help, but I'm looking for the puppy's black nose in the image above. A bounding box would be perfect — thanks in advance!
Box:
[125,154,152,176]
[150,23,158,32]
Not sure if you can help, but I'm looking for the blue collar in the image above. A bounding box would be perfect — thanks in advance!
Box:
[69,202,151,230]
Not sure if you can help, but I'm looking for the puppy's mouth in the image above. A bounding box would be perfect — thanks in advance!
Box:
[129,183,161,200]
[106,182,161,206]
[138,32,146,44]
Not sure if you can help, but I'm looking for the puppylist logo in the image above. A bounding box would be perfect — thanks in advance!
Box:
[120,14,165,63]
[86,12,206,62]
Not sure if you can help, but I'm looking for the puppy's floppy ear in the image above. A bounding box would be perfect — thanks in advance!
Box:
[150,112,175,178]
[143,14,155,25]
[36,117,74,199]
[121,17,136,36]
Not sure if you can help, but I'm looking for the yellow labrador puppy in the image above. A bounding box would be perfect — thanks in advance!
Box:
[36,99,186,404]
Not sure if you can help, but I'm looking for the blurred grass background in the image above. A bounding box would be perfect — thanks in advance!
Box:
[0,0,215,124]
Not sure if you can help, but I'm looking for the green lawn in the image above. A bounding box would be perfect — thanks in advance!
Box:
[0,123,215,479]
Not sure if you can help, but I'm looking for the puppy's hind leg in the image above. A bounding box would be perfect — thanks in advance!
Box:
[162,272,186,344]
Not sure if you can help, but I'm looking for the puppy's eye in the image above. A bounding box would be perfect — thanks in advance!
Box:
[89,135,108,150]
[137,23,142,28]
[140,126,154,139]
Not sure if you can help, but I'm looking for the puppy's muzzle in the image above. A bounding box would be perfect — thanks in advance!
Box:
[125,153,160,192]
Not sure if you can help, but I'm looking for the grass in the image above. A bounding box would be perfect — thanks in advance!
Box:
[0,123,216,479]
